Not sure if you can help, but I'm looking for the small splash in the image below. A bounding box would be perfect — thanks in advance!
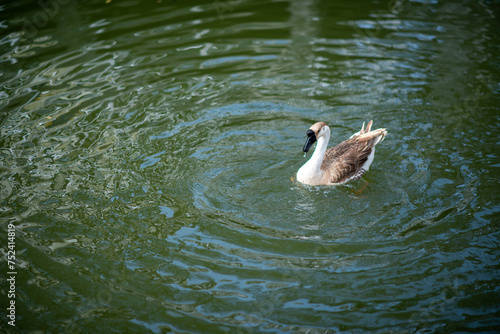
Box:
[303,152,307,158]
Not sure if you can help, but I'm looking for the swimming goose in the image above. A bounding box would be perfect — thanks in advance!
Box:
[296,121,387,186]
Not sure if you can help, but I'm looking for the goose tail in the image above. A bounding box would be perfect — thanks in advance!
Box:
[363,120,373,133]
[357,120,387,145]
[351,120,386,141]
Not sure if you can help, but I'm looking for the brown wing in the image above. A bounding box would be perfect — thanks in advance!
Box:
[321,132,384,184]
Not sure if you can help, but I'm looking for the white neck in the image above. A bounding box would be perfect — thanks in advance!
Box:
[308,132,329,171]
[297,130,330,184]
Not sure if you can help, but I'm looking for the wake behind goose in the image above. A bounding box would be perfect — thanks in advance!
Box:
[297,121,387,186]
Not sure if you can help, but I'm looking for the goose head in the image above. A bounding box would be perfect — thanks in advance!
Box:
[303,122,329,153]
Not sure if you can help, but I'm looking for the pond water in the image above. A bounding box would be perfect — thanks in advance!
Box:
[1,0,499,333]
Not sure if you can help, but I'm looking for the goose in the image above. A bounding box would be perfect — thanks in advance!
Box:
[296,121,387,186]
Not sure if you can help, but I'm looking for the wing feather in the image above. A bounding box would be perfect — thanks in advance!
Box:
[321,127,386,184]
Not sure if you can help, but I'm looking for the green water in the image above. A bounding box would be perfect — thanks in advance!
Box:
[1,0,499,333]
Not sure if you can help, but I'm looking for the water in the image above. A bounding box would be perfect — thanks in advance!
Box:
[1,0,499,333]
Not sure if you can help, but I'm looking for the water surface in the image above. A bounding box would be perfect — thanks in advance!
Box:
[1,0,499,333]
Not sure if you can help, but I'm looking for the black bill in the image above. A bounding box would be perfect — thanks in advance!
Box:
[303,129,317,153]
